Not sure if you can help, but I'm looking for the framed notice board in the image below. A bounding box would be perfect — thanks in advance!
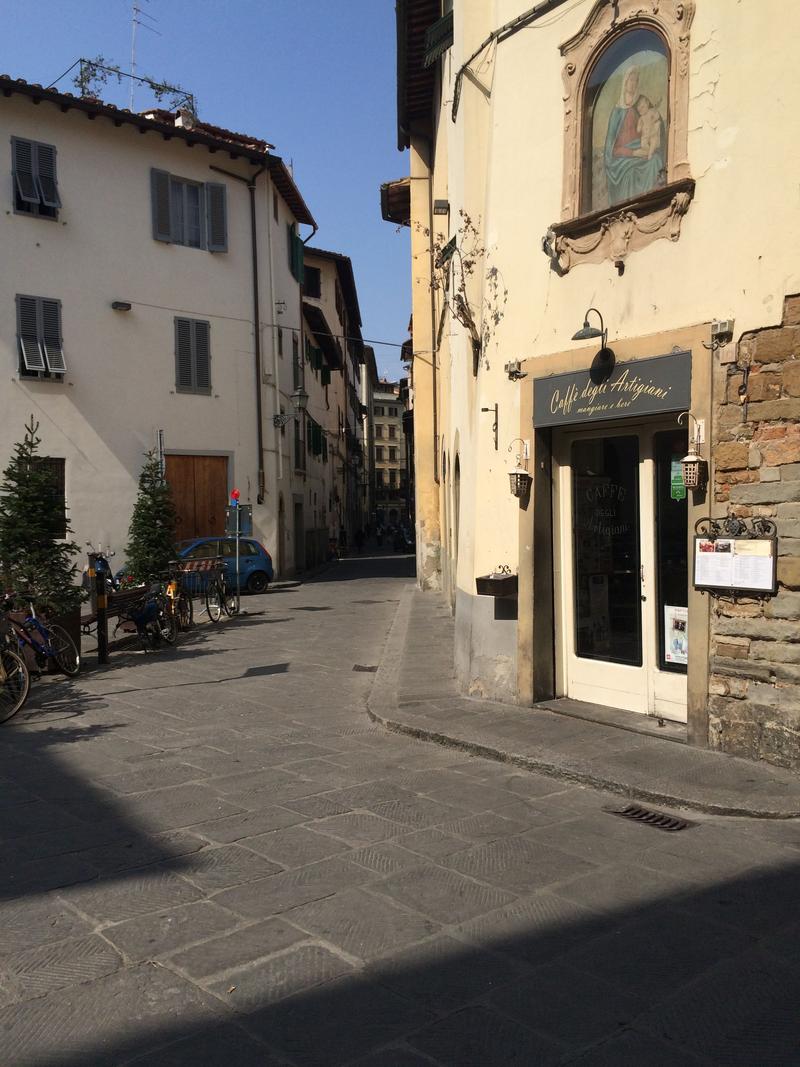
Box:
[693,536,778,595]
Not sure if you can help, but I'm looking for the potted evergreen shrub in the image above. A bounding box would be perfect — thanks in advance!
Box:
[124,450,177,585]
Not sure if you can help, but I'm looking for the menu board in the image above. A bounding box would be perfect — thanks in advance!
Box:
[693,537,777,594]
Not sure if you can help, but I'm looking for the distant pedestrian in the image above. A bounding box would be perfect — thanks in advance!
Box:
[375,525,384,548]
[338,526,348,555]
[354,528,365,553]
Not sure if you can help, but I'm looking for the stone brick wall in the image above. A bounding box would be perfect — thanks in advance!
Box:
[709,294,800,767]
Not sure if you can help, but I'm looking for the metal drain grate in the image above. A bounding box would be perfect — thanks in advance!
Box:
[352,664,378,673]
[606,804,694,832]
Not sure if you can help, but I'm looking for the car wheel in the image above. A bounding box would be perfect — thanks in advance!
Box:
[246,571,270,594]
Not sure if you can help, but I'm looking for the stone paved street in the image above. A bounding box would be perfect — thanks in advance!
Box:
[2,554,800,1064]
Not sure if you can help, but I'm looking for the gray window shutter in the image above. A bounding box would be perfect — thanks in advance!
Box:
[17,295,46,371]
[40,299,66,372]
[193,321,211,391]
[206,182,227,252]
[12,139,39,204]
[175,318,193,389]
[35,144,61,208]
[151,168,172,242]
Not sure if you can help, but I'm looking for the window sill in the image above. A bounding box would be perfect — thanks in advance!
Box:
[545,178,695,275]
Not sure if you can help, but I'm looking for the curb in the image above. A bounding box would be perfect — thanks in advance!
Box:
[367,589,800,820]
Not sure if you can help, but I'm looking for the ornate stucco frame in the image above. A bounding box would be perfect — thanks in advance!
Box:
[547,0,695,274]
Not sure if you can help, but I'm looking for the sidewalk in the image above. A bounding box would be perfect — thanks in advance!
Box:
[368,586,800,818]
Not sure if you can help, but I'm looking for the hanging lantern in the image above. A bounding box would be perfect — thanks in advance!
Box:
[509,466,531,498]
[681,444,707,490]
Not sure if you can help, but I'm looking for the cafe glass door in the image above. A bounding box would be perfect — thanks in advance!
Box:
[554,422,689,722]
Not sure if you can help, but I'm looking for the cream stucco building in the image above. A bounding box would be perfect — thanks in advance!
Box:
[386,0,800,768]
[1,76,365,580]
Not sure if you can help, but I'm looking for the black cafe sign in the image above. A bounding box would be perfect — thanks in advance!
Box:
[534,350,692,428]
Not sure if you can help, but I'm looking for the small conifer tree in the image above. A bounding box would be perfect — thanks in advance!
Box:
[0,416,82,614]
[125,450,177,584]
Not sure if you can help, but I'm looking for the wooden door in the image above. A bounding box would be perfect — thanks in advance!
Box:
[165,455,228,541]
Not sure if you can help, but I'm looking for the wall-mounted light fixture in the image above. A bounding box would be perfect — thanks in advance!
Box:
[111,301,132,311]
[272,387,309,428]
[678,411,708,490]
[433,199,450,216]
[572,306,616,383]
[507,438,531,499]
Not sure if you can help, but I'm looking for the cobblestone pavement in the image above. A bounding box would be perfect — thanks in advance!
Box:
[1,553,800,1065]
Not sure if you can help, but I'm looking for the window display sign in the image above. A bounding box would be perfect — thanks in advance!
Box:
[664,605,688,666]
[693,537,777,595]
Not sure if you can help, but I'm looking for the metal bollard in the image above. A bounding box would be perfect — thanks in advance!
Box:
[89,553,109,665]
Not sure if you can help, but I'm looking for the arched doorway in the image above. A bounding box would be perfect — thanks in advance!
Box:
[453,454,461,580]
[277,494,285,577]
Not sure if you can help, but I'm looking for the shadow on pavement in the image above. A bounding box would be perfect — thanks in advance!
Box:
[11,855,798,1065]
[310,554,416,584]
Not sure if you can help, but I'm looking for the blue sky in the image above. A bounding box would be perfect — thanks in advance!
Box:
[4,0,410,379]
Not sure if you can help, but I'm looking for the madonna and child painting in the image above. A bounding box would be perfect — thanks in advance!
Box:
[583,31,669,213]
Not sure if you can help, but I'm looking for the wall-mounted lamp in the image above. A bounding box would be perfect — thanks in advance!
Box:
[507,438,531,499]
[572,307,615,383]
[111,301,132,312]
[678,411,708,490]
[572,307,607,347]
[433,199,450,216]
[272,387,309,428]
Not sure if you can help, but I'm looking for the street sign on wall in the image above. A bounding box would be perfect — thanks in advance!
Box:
[533,350,692,428]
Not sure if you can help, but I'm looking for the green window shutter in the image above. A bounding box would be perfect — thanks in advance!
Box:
[151,168,172,242]
[12,139,39,204]
[205,182,228,252]
[322,435,328,462]
[16,295,46,371]
[193,320,211,392]
[175,318,193,390]
[287,224,295,273]
[296,233,305,286]
[35,144,61,208]
[40,299,65,373]
[321,366,330,387]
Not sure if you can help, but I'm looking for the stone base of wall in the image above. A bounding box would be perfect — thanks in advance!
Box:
[710,294,800,768]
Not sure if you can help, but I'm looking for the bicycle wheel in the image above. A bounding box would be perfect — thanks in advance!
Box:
[177,593,193,631]
[48,624,80,677]
[223,587,239,617]
[159,613,178,645]
[0,648,30,724]
[206,582,223,623]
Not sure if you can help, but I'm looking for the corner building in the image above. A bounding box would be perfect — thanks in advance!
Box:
[386,1,800,767]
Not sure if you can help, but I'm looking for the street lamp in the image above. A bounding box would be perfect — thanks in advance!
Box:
[272,387,309,428]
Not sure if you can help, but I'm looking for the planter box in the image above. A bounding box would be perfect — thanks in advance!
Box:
[476,573,518,598]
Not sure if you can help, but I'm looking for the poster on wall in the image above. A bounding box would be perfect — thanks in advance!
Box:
[693,537,777,594]
[664,605,688,666]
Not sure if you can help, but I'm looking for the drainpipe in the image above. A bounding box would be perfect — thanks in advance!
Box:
[211,161,268,502]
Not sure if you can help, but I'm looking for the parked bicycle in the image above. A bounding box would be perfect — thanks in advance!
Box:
[0,615,30,724]
[1,593,80,678]
[165,564,194,632]
[204,561,238,623]
[113,581,177,652]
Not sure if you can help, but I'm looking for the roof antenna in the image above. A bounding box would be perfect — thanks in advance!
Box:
[130,0,160,110]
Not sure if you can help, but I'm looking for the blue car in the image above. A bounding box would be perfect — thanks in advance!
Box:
[176,537,274,595]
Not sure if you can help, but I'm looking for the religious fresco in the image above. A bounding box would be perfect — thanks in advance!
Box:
[582,29,669,213]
